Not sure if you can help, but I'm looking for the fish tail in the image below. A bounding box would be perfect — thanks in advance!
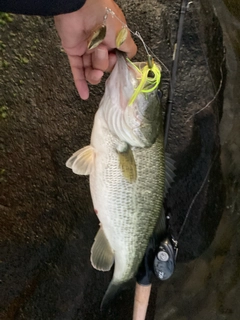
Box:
[100,280,121,311]
[101,279,130,311]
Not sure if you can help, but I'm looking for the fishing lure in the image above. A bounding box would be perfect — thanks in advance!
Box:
[127,56,162,106]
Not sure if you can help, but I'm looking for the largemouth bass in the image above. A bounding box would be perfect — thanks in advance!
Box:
[66,52,167,308]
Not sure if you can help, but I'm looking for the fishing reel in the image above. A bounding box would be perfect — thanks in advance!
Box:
[153,236,178,281]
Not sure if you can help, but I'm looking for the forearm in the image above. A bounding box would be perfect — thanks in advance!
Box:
[0,0,86,16]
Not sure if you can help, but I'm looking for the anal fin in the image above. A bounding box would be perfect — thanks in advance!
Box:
[90,227,114,271]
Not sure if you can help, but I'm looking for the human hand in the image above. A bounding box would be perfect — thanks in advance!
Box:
[54,0,137,100]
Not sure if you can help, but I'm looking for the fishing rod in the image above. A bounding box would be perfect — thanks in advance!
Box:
[133,1,191,320]
[164,0,191,147]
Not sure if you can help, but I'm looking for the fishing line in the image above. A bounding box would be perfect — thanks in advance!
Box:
[177,151,219,240]
[165,1,225,242]
[134,31,151,57]
[184,2,226,125]
[185,55,225,124]
[105,7,170,73]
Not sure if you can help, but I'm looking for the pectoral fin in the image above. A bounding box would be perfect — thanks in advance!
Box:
[66,145,95,175]
[118,147,137,182]
[90,227,114,271]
